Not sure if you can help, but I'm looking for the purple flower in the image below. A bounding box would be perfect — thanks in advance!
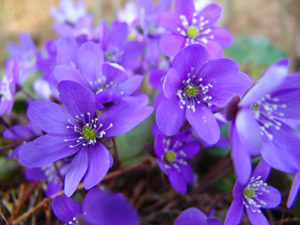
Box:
[287,171,300,208]
[152,124,200,193]
[8,33,38,81]
[52,189,139,225]
[4,122,65,197]
[117,1,139,26]
[50,0,100,42]
[149,69,167,110]
[157,0,233,59]
[229,59,300,184]
[0,59,19,116]
[18,80,153,196]
[3,121,42,158]
[50,0,87,24]
[54,15,101,43]
[193,0,212,12]
[54,41,143,105]
[156,45,252,144]
[193,113,229,147]
[137,0,172,38]
[100,20,144,71]
[174,207,221,225]
[137,0,172,72]
[36,38,62,98]
[224,160,281,225]
[25,161,68,197]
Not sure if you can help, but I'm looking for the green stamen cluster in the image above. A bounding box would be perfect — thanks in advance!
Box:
[164,151,176,163]
[187,26,199,39]
[82,126,96,140]
[252,104,259,111]
[244,188,255,198]
[185,84,198,97]
[128,33,136,41]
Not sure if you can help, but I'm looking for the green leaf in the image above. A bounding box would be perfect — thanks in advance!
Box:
[0,156,21,180]
[225,35,287,80]
[116,114,155,166]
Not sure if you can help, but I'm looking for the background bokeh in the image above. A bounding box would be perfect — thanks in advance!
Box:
[0,0,299,75]
[0,1,300,224]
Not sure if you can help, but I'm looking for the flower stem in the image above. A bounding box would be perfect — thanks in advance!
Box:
[112,137,120,169]
[212,107,225,114]
[0,116,10,129]
[12,158,155,224]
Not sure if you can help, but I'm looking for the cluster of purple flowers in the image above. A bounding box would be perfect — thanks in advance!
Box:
[1,0,300,224]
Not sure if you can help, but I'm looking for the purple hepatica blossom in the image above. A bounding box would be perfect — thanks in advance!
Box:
[35,38,61,99]
[149,69,167,110]
[54,15,101,43]
[50,0,100,42]
[0,59,19,116]
[174,207,221,225]
[287,171,300,208]
[52,188,139,225]
[4,123,64,197]
[25,161,68,197]
[100,20,144,71]
[136,0,172,72]
[54,41,143,105]
[193,113,229,148]
[3,121,42,158]
[229,59,300,185]
[156,45,252,144]
[8,33,37,81]
[193,0,213,12]
[50,0,86,24]
[157,0,233,59]
[225,160,281,225]
[117,1,139,27]
[137,0,172,38]
[152,124,200,193]
[18,80,152,197]
[36,37,83,99]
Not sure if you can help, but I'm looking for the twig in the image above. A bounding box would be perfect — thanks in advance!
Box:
[22,89,36,101]
[12,158,155,224]
[7,182,39,225]
[206,191,232,215]
[275,219,300,225]
[212,107,225,114]
[112,137,120,169]
[266,209,275,225]
[198,153,232,191]
[0,144,19,151]
[53,162,64,184]
[16,84,35,100]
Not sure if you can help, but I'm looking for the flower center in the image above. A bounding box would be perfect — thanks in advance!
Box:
[164,151,176,163]
[185,84,198,97]
[243,176,269,213]
[128,33,136,40]
[105,46,123,63]
[89,77,117,95]
[68,216,79,225]
[252,94,286,141]
[244,188,255,198]
[177,68,213,112]
[251,104,259,111]
[187,26,199,39]
[65,112,113,148]
[161,139,188,172]
[82,126,96,141]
